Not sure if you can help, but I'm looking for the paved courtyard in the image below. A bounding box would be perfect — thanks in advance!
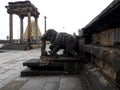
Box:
[0,49,85,90]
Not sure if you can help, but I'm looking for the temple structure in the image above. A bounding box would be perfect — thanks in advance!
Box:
[23,20,42,43]
[5,1,40,43]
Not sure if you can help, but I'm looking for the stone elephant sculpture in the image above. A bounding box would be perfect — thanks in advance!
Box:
[41,29,78,57]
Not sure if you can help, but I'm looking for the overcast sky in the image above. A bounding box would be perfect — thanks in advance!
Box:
[0,0,113,39]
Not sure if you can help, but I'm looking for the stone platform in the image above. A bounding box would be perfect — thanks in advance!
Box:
[21,57,83,76]
[0,49,119,89]
[1,43,29,50]
[0,49,86,90]
[21,59,64,76]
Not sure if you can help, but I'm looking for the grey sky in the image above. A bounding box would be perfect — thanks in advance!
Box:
[0,0,113,39]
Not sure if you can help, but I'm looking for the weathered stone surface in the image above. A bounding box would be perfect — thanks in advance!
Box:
[83,64,119,90]
[41,76,60,90]
[0,47,117,89]
[0,49,40,89]
[20,77,48,90]
[59,76,83,90]
[0,80,27,90]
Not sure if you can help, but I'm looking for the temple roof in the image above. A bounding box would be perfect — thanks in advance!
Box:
[83,0,120,35]
[5,1,40,18]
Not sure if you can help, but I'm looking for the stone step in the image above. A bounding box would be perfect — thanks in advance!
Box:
[21,68,65,77]
[23,59,63,70]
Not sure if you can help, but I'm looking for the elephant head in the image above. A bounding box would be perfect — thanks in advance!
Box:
[41,29,58,43]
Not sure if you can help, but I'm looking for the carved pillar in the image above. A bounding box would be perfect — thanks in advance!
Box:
[20,16,24,43]
[9,14,13,43]
[35,18,38,43]
[27,12,31,43]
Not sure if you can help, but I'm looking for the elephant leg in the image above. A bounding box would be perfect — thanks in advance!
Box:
[66,43,77,57]
[50,46,60,56]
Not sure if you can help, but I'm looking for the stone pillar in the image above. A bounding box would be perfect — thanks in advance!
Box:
[35,18,38,43]
[9,14,13,43]
[20,16,24,43]
[27,12,31,43]
[44,16,47,33]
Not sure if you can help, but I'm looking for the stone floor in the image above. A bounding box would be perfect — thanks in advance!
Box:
[0,49,85,90]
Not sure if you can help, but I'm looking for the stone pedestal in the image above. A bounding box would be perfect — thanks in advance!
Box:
[21,57,82,76]
[21,59,64,76]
